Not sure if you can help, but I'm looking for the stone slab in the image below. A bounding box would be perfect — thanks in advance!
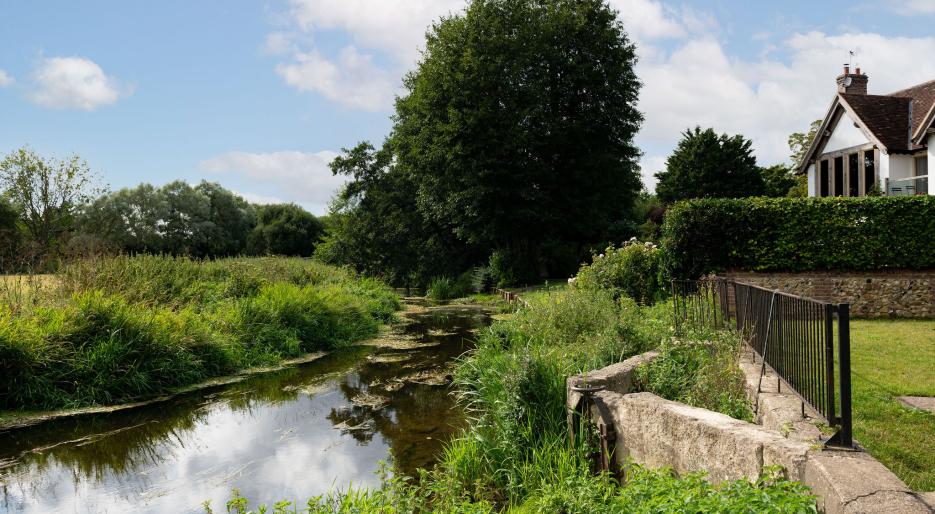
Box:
[898,396,935,415]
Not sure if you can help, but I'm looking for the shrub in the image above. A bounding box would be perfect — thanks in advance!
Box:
[426,272,474,300]
[573,240,666,304]
[635,329,752,421]
[662,196,935,279]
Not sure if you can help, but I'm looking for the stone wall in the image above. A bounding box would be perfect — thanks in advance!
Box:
[716,270,935,318]
[567,352,933,513]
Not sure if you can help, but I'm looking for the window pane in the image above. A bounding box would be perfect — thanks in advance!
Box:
[848,153,859,197]
[834,156,844,196]
[820,160,829,197]
[916,156,928,177]
[864,151,875,195]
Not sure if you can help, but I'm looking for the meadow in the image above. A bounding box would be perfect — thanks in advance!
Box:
[0,255,400,411]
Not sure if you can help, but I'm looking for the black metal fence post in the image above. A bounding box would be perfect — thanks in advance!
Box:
[828,303,853,448]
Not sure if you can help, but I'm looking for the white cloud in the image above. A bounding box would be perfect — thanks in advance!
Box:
[199,150,345,214]
[0,69,14,87]
[285,0,465,64]
[608,0,686,40]
[28,56,127,110]
[893,0,935,14]
[233,190,287,205]
[276,47,395,111]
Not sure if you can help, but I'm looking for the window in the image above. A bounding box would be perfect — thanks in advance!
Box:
[820,160,829,197]
[916,155,928,177]
[834,156,844,196]
[848,153,859,197]
[863,150,876,195]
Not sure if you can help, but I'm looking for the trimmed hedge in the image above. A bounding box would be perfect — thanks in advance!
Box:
[661,196,935,279]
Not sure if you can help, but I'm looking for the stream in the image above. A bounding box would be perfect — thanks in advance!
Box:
[0,302,492,514]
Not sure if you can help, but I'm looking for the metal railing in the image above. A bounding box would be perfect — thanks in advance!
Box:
[672,279,853,448]
[671,279,732,334]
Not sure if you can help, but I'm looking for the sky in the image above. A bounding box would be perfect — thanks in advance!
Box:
[1,0,935,214]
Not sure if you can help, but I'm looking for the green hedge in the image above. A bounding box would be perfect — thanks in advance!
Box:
[661,196,935,279]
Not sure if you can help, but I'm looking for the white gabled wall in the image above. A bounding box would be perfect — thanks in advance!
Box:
[807,164,816,197]
[824,111,870,154]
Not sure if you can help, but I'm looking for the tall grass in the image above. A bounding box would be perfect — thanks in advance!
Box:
[0,256,400,410]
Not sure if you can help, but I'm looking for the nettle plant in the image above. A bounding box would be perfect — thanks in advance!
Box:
[573,238,667,305]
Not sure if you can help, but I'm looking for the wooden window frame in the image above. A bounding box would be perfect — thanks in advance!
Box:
[818,144,876,197]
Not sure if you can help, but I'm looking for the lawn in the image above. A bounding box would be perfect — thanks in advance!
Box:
[849,319,935,491]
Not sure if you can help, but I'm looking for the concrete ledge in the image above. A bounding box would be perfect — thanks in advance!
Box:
[566,351,659,413]
[598,391,811,483]
[804,450,931,514]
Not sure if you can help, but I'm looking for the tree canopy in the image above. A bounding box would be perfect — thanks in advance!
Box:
[655,127,764,203]
[323,0,644,284]
[247,203,324,257]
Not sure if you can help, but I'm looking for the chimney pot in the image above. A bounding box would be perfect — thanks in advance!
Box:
[844,65,850,74]
[856,66,861,75]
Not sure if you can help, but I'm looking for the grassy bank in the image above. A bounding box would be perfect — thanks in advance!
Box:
[210,283,816,512]
[848,319,935,491]
[0,256,400,411]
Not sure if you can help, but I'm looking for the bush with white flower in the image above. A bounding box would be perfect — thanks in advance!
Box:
[572,238,666,304]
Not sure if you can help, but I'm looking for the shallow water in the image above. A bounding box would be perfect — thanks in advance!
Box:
[0,303,491,514]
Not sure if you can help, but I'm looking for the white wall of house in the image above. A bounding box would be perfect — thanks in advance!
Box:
[889,154,913,181]
[824,111,869,153]
[929,134,934,195]
[807,164,816,196]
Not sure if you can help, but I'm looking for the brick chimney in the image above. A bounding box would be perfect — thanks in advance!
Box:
[837,65,868,95]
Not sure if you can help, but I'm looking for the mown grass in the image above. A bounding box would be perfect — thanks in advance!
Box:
[848,319,935,491]
[211,286,816,512]
[0,256,400,410]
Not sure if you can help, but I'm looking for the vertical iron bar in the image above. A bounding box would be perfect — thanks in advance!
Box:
[823,304,836,423]
[837,304,853,447]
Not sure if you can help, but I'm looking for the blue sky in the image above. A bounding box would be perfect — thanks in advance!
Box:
[1,0,934,213]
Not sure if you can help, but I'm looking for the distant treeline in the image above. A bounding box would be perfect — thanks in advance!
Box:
[0,147,323,273]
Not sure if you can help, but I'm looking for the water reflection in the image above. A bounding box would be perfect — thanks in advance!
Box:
[0,304,490,514]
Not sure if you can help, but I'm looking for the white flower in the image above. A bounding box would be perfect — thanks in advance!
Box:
[567,277,577,284]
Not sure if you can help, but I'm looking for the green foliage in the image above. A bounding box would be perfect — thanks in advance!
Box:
[636,331,753,421]
[655,127,764,203]
[324,0,644,286]
[426,273,474,300]
[0,196,21,271]
[0,256,399,410]
[78,180,260,257]
[248,203,323,257]
[661,196,935,279]
[789,119,822,169]
[573,241,666,304]
[0,146,105,267]
[319,142,477,288]
[760,164,798,198]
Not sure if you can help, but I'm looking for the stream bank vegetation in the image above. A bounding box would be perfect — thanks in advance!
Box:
[0,256,399,411]
[211,248,816,513]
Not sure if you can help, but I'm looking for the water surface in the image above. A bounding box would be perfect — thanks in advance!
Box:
[0,303,490,514]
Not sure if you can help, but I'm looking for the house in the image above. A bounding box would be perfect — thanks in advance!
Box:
[798,67,934,196]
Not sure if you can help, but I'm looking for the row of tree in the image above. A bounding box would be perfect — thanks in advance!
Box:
[0,147,323,272]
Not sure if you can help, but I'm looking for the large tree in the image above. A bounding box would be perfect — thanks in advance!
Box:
[390,0,644,281]
[655,127,764,203]
[0,147,104,258]
[247,203,322,257]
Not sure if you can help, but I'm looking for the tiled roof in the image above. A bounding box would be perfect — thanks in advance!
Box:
[840,93,912,152]
[889,79,935,144]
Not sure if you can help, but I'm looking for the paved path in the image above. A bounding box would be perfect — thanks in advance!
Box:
[897,396,935,414]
